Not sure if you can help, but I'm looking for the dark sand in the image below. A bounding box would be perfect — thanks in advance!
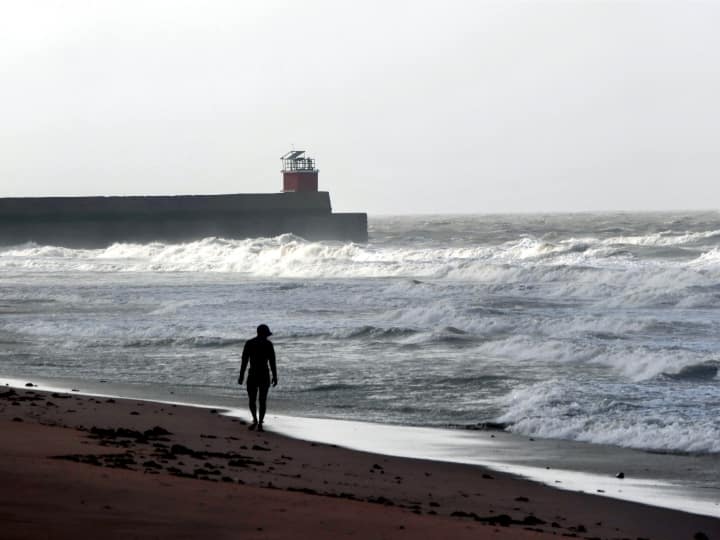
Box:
[1,386,718,539]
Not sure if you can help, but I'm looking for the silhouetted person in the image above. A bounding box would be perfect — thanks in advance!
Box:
[238,324,277,432]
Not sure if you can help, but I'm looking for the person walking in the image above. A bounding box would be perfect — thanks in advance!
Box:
[238,324,277,432]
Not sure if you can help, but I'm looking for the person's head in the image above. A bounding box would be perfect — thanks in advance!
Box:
[256,324,272,338]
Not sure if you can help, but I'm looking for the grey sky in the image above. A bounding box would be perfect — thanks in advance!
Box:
[2,1,719,214]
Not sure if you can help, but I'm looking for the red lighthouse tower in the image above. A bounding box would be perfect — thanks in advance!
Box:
[281,150,318,192]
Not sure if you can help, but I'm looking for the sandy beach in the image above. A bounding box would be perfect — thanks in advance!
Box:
[1,385,717,540]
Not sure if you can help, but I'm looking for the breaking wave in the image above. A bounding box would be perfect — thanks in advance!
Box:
[497,379,720,454]
[2,228,720,284]
[662,362,719,381]
[334,325,418,339]
[123,336,245,349]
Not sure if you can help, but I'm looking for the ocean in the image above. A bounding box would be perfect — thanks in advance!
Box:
[1,211,720,504]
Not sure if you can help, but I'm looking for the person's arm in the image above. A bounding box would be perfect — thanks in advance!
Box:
[269,342,277,386]
[238,341,249,384]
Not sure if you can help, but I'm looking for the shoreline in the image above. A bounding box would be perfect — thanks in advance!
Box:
[1,382,719,539]
[3,375,720,521]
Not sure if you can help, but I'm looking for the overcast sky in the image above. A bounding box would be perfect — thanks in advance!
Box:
[1,1,719,214]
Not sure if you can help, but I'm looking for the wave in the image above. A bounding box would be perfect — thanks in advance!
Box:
[305,383,361,393]
[469,332,718,382]
[435,374,509,386]
[662,362,719,381]
[123,336,245,348]
[691,247,720,265]
[315,324,477,346]
[334,325,418,339]
[496,379,720,454]
[2,227,720,283]
[600,229,720,248]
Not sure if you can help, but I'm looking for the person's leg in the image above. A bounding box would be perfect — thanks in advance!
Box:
[258,384,270,428]
[246,381,259,428]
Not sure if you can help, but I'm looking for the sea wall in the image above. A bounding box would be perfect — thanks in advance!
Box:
[0,192,367,246]
[0,192,332,218]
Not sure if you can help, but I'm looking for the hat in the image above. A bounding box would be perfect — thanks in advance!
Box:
[257,324,272,336]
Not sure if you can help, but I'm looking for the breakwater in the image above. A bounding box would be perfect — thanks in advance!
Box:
[0,192,367,246]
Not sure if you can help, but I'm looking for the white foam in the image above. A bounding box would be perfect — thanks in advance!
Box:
[1,234,720,299]
[498,380,720,454]
[691,247,720,266]
[602,229,720,247]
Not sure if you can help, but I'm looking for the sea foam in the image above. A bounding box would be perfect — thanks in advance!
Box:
[498,379,720,454]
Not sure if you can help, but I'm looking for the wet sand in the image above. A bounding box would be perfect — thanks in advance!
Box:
[7,373,718,517]
[1,386,718,540]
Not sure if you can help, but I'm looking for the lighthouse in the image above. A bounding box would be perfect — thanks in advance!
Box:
[281,150,319,192]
